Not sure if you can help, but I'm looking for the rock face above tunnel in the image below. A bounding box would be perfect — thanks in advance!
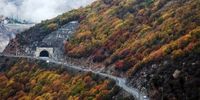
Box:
[41,21,79,59]
[42,21,79,47]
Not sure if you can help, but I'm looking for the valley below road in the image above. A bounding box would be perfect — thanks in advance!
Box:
[0,54,148,100]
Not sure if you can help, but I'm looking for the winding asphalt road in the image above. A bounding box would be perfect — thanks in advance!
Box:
[0,54,148,100]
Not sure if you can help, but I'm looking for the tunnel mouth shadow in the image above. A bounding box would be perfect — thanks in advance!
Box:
[39,50,49,57]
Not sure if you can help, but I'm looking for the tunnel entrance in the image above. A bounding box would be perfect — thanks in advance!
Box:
[39,50,49,57]
[35,47,53,58]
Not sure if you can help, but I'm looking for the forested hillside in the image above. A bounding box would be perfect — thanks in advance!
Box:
[3,0,200,99]
[63,0,200,99]
[64,0,200,75]
[0,57,132,100]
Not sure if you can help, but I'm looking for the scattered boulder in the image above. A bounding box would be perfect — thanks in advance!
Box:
[173,70,181,79]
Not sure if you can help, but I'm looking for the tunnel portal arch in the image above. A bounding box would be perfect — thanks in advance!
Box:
[35,47,53,58]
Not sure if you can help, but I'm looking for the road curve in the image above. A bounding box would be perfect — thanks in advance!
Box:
[0,54,148,100]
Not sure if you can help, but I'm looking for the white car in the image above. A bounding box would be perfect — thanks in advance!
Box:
[143,95,148,100]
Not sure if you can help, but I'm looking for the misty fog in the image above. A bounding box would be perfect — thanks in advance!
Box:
[0,0,95,22]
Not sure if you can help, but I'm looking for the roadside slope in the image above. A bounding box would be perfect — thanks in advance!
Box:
[0,56,133,100]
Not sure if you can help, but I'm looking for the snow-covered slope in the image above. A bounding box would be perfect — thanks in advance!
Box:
[0,17,34,52]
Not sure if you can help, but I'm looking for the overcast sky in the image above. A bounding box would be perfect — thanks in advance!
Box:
[0,0,95,22]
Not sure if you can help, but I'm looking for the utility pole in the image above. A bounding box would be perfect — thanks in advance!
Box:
[15,43,17,56]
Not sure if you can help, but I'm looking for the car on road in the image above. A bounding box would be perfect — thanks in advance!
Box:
[143,95,149,100]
